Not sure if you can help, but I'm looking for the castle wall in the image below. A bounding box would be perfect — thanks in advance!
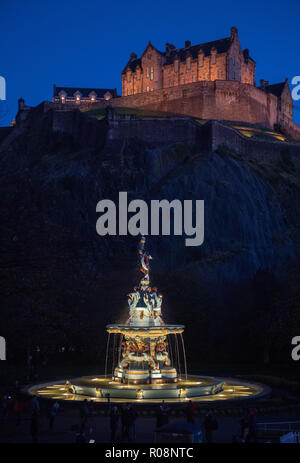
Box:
[280,116,300,141]
[104,114,300,166]
[0,127,13,145]
[48,80,300,141]
[106,114,201,146]
[210,120,300,165]
[109,80,279,129]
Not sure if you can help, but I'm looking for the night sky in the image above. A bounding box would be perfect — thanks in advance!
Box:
[1,0,300,126]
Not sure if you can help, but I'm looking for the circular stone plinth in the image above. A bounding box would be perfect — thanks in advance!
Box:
[25,375,270,403]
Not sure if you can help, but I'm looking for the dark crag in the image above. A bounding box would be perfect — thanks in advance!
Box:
[0,108,300,368]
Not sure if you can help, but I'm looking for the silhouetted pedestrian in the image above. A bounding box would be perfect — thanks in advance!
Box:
[127,404,137,441]
[110,405,120,441]
[29,397,40,443]
[49,400,60,431]
[156,401,169,428]
[13,397,25,426]
[239,417,249,442]
[120,403,128,440]
[203,411,218,443]
[1,395,8,421]
[186,400,198,423]
[246,409,256,442]
[79,399,89,432]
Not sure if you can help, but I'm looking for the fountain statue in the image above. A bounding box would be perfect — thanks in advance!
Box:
[106,235,186,384]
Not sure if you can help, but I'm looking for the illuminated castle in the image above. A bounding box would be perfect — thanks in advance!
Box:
[50,26,299,140]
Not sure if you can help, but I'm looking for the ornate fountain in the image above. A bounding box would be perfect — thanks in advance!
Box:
[26,237,270,403]
[106,235,186,385]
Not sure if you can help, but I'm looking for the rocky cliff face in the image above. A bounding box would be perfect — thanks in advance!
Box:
[0,111,299,364]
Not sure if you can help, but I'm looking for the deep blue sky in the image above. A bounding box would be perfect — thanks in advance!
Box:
[1,0,300,126]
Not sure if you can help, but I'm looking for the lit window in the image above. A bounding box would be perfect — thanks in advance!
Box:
[150,67,154,81]
[147,68,149,78]
[147,86,150,92]
[104,92,112,101]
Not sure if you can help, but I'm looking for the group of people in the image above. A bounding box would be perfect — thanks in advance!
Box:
[1,389,258,443]
[109,403,138,441]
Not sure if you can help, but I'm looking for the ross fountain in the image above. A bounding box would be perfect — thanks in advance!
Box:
[27,237,270,403]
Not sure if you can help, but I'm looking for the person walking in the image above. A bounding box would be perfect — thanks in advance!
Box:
[186,400,198,424]
[49,400,60,431]
[156,402,167,429]
[13,396,25,426]
[120,403,129,440]
[127,404,137,441]
[239,416,249,442]
[1,395,9,422]
[246,409,257,443]
[203,411,218,443]
[79,399,89,432]
[29,396,40,443]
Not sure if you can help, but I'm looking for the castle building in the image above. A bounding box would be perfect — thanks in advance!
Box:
[52,85,118,105]
[122,27,255,96]
[24,26,299,141]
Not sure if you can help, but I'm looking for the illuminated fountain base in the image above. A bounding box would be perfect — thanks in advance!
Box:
[27,238,270,404]
[26,375,270,403]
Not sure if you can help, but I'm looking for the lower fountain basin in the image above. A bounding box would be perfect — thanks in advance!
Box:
[25,375,270,403]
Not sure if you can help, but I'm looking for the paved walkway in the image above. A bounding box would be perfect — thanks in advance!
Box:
[1,408,300,443]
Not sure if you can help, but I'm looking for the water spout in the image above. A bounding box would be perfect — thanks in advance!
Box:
[180,332,188,381]
[104,332,110,378]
